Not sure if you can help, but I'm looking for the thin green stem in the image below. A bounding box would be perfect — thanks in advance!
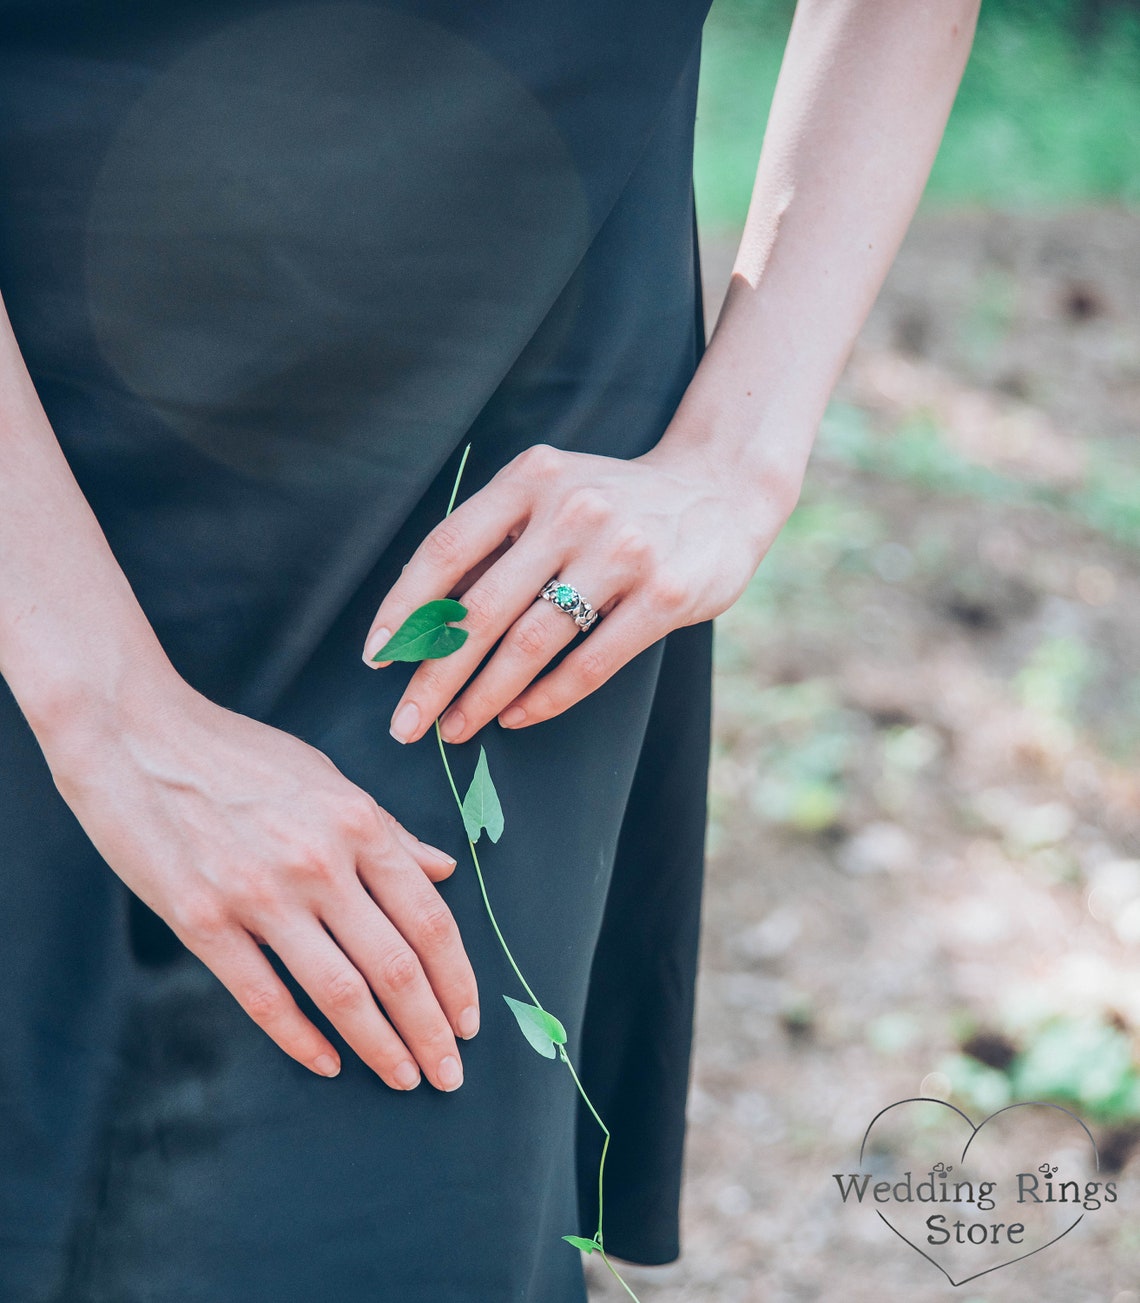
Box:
[599,1251,641,1301]
[560,1046,608,1244]
[434,721,542,1010]
[445,443,472,517]
[558,1046,609,1139]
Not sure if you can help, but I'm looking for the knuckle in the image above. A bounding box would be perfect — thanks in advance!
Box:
[613,522,653,568]
[509,619,552,659]
[516,442,562,481]
[322,967,368,1012]
[340,791,379,840]
[556,487,612,530]
[458,584,498,634]
[573,643,611,689]
[414,659,450,696]
[172,892,228,943]
[522,684,557,721]
[377,947,421,993]
[242,983,286,1023]
[370,805,397,850]
[460,680,499,722]
[229,866,282,915]
[412,900,456,952]
[648,570,689,613]
[288,844,339,888]
[422,520,465,571]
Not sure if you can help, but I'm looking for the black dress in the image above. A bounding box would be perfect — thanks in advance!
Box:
[0,2,714,1298]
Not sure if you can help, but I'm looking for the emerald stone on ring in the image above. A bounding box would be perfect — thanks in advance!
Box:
[539,578,599,632]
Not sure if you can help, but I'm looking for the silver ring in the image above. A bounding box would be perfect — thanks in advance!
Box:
[539,578,599,632]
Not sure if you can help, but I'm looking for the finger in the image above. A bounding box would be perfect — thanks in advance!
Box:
[182,918,344,1079]
[265,915,428,1092]
[319,883,469,1092]
[351,791,456,882]
[497,596,671,729]
[356,842,480,1043]
[387,537,564,745]
[361,461,541,668]
[355,805,478,1041]
[436,576,613,743]
[391,818,457,883]
[440,538,513,601]
[367,542,515,670]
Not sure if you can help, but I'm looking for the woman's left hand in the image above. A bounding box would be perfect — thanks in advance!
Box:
[361,437,798,745]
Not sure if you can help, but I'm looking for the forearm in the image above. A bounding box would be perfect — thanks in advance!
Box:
[0,291,177,745]
[656,0,979,500]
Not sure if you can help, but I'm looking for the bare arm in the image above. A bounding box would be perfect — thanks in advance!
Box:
[648,0,982,503]
[362,0,981,741]
[0,292,172,737]
[0,293,479,1091]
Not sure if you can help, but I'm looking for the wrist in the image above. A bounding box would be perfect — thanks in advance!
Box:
[642,359,812,540]
[13,624,188,773]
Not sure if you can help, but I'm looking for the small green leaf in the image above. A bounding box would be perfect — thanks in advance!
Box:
[461,745,505,844]
[372,599,468,662]
[562,1235,600,1254]
[503,995,567,1059]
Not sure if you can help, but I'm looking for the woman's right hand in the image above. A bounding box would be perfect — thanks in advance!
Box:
[42,671,479,1093]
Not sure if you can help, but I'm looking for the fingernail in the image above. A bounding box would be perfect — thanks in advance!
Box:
[438,1055,463,1091]
[315,1053,341,1077]
[389,700,420,744]
[439,708,465,742]
[423,843,457,869]
[394,1060,421,1090]
[458,1005,480,1039]
[499,705,526,728]
[363,627,392,668]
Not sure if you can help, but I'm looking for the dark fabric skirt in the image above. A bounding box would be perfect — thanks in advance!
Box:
[0,1,714,1297]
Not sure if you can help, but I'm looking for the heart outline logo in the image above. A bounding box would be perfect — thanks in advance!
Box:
[857,1097,1101,1288]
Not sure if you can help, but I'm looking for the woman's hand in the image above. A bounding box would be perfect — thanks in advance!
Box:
[361,0,984,751]
[0,291,478,1095]
[362,435,800,744]
[358,0,981,749]
[44,675,480,1092]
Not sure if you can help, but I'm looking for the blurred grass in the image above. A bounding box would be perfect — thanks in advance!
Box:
[941,1015,1140,1124]
[816,403,1140,555]
[696,0,1140,230]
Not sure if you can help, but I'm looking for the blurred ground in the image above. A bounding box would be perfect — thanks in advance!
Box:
[587,209,1140,1300]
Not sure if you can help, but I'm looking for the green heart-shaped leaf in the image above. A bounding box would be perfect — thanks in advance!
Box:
[503,995,567,1059]
[372,599,468,662]
[562,1235,600,1254]
[461,745,504,844]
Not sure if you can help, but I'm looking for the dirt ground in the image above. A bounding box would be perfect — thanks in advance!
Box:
[586,209,1140,1302]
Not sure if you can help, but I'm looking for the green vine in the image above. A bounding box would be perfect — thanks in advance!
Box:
[373,443,640,1300]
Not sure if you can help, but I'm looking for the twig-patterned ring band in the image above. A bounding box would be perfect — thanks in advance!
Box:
[539,578,599,632]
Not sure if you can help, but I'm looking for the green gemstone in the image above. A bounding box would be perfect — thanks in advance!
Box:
[555,584,577,609]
